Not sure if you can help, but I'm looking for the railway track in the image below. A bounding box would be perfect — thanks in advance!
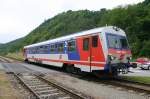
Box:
[1,57,91,99]
[0,56,19,63]
[14,73,87,99]
[0,56,11,63]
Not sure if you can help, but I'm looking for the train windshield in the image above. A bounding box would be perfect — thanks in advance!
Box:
[107,34,129,49]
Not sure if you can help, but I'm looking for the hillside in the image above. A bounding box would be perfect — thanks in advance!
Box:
[0,0,150,57]
[0,43,4,46]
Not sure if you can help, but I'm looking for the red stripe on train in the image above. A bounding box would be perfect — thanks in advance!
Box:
[108,49,131,54]
[28,58,105,67]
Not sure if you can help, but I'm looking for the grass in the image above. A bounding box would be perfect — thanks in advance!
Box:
[121,76,150,85]
[6,52,24,61]
[0,71,9,86]
[0,71,19,99]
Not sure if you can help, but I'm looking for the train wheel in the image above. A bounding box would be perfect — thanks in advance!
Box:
[66,65,71,73]
[66,64,75,73]
[24,59,29,63]
[112,67,118,76]
[64,64,84,76]
[148,66,150,70]
[75,68,82,75]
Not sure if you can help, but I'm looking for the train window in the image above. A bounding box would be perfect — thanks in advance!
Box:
[30,48,32,54]
[92,36,98,47]
[58,43,64,52]
[34,47,38,54]
[68,40,76,51]
[120,38,129,49]
[50,44,55,52]
[39,46,44,54]
[32,47,35,54]
[42,45,49,54]
[107,34,121,49]
[83,38,89,51]
[55,43,58,48]
[32,48,34,54]
[36,47,40,54]
[28,48,31,54]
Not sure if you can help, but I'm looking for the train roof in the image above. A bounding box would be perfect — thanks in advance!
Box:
[24,26,126,48]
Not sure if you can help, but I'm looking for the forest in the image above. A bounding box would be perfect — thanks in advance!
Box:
[0,0,150,58]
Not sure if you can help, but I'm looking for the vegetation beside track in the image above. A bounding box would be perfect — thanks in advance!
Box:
[0,71,20,99]
[6,52,24,61]
[121,76,150,85]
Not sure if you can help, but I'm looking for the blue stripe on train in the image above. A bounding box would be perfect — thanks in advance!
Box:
[68,51,80,60]
[67,40,80,60]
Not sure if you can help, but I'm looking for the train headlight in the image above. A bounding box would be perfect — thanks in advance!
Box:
[127,56,132,60]
[108,55,116,61]
[111,56,116,60]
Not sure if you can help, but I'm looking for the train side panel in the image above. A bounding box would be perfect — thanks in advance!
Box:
[25,33,106,72]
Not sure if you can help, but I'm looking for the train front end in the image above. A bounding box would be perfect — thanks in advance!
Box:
[104,27,132,75]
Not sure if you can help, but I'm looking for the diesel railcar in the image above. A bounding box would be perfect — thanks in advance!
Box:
[23,26,132,75]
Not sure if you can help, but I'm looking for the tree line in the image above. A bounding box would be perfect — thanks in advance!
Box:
[0,0,150,58]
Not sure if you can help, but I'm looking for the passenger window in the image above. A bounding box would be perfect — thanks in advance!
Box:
[83,38,89,51]
[50,44,55,52]
[58,43,64,52]
[32,47,35,54]
[35,47,38,54]
[55,44,58,49]
[39,46,44,54]
[68,40,76,52]
[92,36,98,47]
[43,45,49,54]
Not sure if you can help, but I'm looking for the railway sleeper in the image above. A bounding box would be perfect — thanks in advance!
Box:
[25,81,42,84]
[36,89,58,94]
[23,81,45,86]
[30,85,50,88]
[39,92,61,98]
[34,87,53,91]
[35,89,55,93]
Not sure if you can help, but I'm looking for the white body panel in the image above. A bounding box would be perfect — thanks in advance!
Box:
[27,54,68,67]
[27,54,68,61]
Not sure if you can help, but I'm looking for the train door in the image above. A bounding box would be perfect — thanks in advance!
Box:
[82,37,91,64]
[90,35,104,71]
[77,34,104,72]
[91,34,106,69]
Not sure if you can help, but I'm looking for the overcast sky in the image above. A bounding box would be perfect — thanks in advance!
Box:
[0,0,144,43]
